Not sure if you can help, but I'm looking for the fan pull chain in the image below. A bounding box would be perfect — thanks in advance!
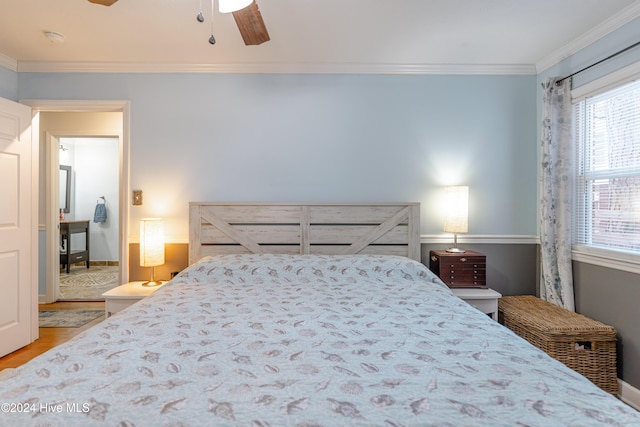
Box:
[209,0,216,44]
[196,0,204,22]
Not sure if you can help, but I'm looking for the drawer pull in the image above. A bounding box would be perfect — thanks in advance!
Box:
[460,258,467,262]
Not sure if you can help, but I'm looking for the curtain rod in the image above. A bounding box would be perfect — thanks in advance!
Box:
[555,40,640,86]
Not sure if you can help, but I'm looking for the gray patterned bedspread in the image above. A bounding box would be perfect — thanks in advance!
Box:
[1,254,638,426]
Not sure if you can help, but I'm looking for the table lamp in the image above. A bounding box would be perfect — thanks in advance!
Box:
[443,186,468,253]
[140,218,165,286]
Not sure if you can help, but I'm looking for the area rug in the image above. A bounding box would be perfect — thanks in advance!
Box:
[59,265,119,300]
[39,310,104,327]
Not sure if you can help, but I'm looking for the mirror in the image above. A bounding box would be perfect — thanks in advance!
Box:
[59,165,71,214]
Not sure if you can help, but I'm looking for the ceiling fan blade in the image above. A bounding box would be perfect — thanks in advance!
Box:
[88,0,119,6]
[232,1,270,46]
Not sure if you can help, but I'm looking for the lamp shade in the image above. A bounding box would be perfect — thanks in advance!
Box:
[140,218,165,267]
[443,186,469,234]
[219,0,253,13]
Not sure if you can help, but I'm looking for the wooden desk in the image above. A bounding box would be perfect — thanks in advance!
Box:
[60,220,90,273]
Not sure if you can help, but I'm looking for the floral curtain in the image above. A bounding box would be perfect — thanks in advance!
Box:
[539,77,575,311]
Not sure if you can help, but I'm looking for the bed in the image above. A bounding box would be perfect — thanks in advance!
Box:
[1,202,638,426]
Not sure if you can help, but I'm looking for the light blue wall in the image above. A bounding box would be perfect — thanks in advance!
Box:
[18,72,537,239]
[0,65,17,101]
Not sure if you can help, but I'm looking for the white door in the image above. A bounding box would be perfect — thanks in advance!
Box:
[0,97,36,358]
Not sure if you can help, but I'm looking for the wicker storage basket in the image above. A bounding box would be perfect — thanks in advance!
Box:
[498,295,617,395]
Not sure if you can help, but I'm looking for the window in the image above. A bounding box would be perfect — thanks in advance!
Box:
[573,79,640,255]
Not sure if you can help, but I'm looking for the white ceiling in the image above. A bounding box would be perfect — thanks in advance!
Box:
[1,0,639,74]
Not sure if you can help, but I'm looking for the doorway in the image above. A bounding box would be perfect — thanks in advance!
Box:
[57,136,120,300]
[24,100,131,304]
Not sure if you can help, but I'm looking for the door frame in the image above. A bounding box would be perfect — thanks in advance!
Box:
[22,100,130,303]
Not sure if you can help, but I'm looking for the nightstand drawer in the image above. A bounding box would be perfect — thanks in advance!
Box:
[447,278,487,287]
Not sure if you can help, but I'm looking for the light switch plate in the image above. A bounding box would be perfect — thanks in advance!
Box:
[133,190,143,206]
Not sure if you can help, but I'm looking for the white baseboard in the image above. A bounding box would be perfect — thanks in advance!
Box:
[619,379,640,411]
[38,294,47,304]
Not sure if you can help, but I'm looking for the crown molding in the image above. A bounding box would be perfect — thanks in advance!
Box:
[536,1,640,73]
[0,52,17,72]
[16,60,536,75]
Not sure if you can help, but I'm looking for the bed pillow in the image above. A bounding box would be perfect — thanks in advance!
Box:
[172,254,448,289]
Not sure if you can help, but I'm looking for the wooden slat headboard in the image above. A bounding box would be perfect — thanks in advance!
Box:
[189,202,420,264]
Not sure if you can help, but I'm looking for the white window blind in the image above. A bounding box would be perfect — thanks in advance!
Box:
[574,79,640,254]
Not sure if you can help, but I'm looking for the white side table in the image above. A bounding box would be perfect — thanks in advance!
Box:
[102,281,166,317]
[452,288,502,320]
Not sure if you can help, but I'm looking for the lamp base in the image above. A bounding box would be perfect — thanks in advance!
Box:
[445,232,465,253]
[446,247,466,253]
[141,280,163,287]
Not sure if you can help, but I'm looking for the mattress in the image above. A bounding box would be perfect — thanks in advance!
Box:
[1,254,638,426]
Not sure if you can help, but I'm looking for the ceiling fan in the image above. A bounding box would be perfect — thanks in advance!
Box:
[87,0,269,46]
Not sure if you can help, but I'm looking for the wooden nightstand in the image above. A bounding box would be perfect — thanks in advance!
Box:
[429,250,487,288]
[102,281,166,317]
[452,288,502,320]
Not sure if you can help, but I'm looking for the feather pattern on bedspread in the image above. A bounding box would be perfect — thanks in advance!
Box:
[1,254,638,426]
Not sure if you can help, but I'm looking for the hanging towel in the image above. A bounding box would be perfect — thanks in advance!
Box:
[94,201,107,223]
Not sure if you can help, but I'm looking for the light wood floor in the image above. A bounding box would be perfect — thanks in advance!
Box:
[0,301,105,370]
